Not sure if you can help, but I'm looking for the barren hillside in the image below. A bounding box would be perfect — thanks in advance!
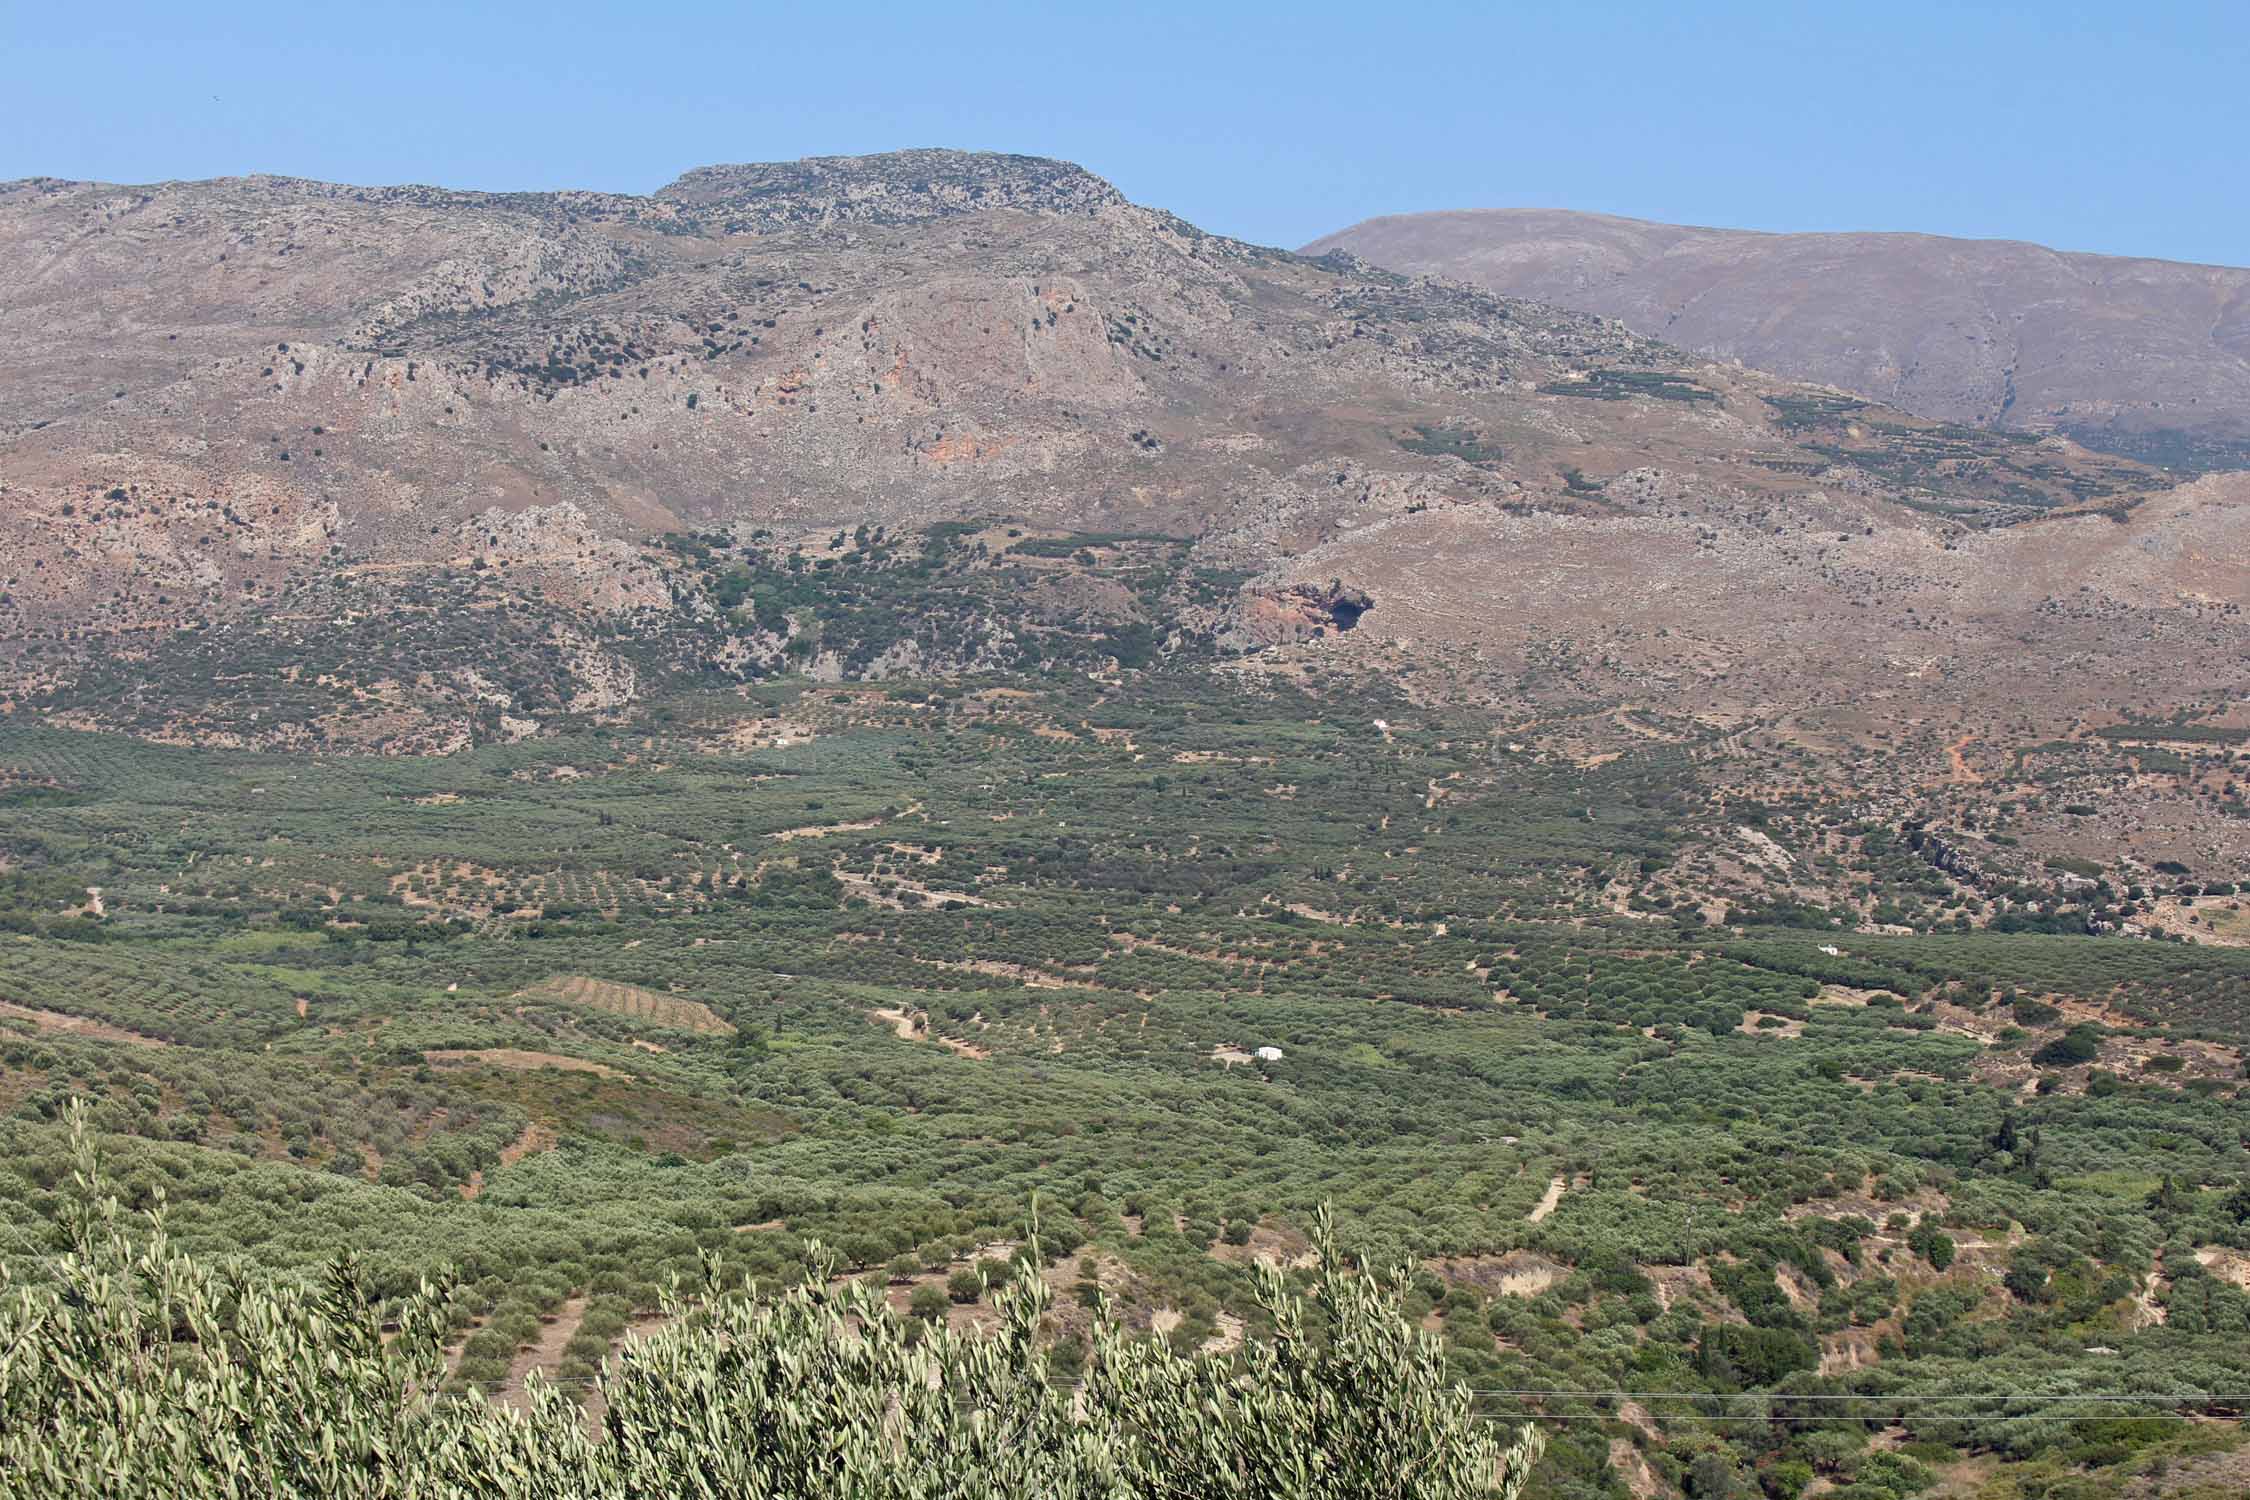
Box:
[0,153,2241,784]
[1306,208,2250,472]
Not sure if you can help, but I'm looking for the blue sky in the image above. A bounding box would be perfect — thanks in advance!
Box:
[4,0,2244,265]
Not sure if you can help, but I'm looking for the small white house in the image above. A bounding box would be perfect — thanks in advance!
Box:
[1254,1045,1284,1062]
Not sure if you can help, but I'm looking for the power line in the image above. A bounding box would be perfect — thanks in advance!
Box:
[1456,1389,2250,1404]
[446,1377,2250,1407]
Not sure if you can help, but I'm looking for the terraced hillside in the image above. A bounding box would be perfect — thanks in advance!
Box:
[3,674,2248,1495]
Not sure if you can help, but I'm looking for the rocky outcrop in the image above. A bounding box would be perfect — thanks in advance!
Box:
[656,150,1128,229]
[1222,581,1373,649]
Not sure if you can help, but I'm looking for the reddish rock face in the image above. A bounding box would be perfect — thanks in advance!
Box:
[1230,583,1372,646]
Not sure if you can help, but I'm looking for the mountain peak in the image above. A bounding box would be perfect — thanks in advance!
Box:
[655,148,1126,230]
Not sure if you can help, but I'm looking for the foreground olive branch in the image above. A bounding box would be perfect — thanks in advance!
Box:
[0,1103,1541,1498]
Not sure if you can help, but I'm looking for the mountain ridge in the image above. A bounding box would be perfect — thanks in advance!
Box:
[1304,207,2250,471]
[655,148,1132,222]
[1326,205,2250,270]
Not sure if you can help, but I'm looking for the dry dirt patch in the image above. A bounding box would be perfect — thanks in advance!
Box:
[1211,1223,1318,1271]
[1813,984,1895,1006]
[425,1048,624,1078]
[2118,1443,2250,1498]
[767,820,881,842]
[1822,1325,1885,1376]
[461,1122,558,1200]
[1945,733,1984,785]
[2196,1246,2250,1291]
[1608,1438,1663,1500]
[1202,1311,1246,1357]
[911,955,1078,989]
[1644,1263,1726,1316]
[870,1006,991,1059]
[1784,1182,1950,1232]
[1427,1250,1568,1299]
[498,1296,586,1413]
[0,1000,169,1047]
[517,974,733,1035]
[2144,895,2250,947]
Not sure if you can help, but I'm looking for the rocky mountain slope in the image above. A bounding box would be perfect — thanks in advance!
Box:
[1305,209,2250,472]
[0,152,2242,784]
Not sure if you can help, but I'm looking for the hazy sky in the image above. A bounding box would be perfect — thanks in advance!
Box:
[5,0,2245,266]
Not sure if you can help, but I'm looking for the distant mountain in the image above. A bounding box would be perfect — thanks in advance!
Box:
[1304,209,2250,472]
